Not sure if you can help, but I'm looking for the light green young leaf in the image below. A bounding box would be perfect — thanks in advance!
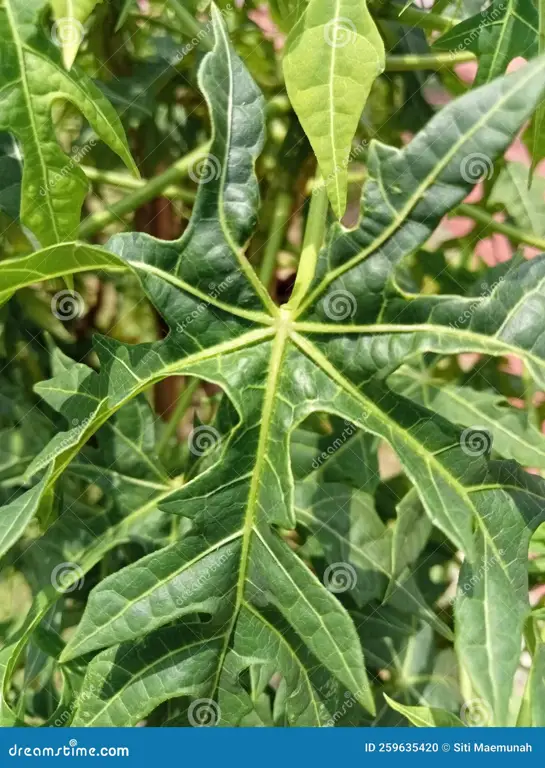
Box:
[283,0,385,218]
[0,243,125,307]
[384,694,465,727]
[50,0,103,69]
[0,0,137,248]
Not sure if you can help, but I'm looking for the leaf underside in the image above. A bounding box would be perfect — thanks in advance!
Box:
[2,7,545,729]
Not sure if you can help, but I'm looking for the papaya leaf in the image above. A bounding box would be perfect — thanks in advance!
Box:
[4,10,545,728]
[433,0,538,86]
[0,0,137,247]
[384,694,465,727]
[283,0,385,217]
[50,0,103,69]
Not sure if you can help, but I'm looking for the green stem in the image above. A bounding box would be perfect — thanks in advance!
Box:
[259,191,292,290]
[82,165,195,202]
[456,203,545,251]
[378,5,455,32]
[305,175,545,252]
[169,0,213,50]
[157,378,201,459]
[79,143,209,238]
[385,51,475,71]
[285,179,328,311]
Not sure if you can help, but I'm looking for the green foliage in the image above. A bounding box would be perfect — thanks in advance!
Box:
[0,0,544,730]
[50,0,103,68]
[283,0,384,216]
[0,0,136,248]
[434,0,538,85]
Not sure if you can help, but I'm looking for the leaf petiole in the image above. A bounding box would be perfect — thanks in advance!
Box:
[285,179,328,311]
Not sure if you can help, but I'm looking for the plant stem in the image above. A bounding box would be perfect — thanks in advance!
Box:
[169,0,213,50]
[385,51,475,70]
[378,5,455,32]
[259,191,292,290]
[82,165,195,202]
[456,203,545,251]
[79,143,209,238]
[303,174,545,252]
[157,377,201,459]
[286,179,328,311]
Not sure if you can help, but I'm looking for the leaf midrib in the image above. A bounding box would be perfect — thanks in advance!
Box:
[291,331,478,548]
[296,57,545,314]
[61,528,244,661]
[293,320,545,379]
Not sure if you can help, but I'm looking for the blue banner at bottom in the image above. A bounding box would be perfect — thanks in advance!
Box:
[0,728,543,766]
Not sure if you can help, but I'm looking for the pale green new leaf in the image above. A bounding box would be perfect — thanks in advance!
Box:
[0,243,125,307]
[384,694,465,727]
[50,0,103,69]
[283,0,385,217]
